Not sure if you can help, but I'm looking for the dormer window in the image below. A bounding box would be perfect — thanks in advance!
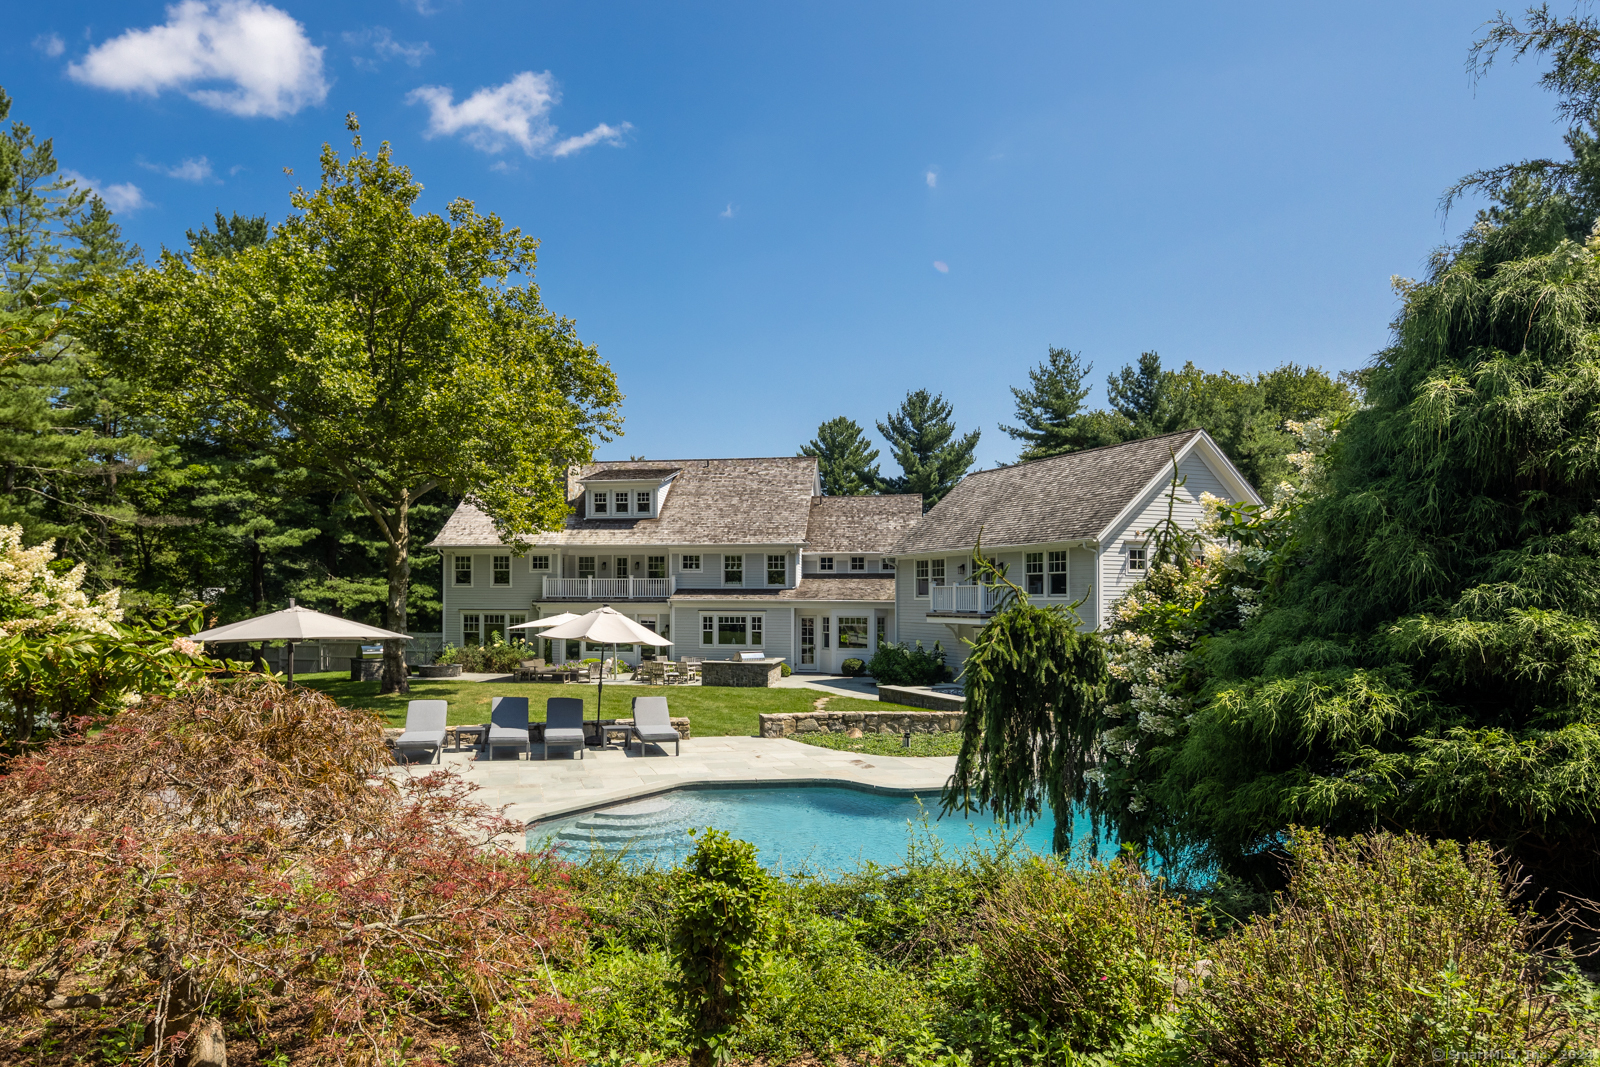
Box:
[850,556,866,571]
[614,491,629,514]
[592,492,608,515]
[637,491,651,513]
[819,556,834,571]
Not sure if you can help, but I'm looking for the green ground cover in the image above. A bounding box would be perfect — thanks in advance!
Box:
[295,671,912,736]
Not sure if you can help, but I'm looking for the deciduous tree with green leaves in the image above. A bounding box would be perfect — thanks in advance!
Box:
[88,118,622,693]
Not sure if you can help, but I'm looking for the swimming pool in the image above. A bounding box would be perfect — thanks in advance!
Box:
[527,785,1100,869]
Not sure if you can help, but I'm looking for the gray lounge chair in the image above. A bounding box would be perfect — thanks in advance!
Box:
[543,698,586,760]
[487,696,531,760]
[629,696,681,756]
[393,700,447,764]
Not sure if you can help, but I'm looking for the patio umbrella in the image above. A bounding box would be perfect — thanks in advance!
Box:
[193,598,408,684]
[535,605,672,737]
[508,612,581,663]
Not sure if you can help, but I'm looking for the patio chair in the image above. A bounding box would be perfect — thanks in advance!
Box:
[515,658,546,682]
[543,697,586,760]
[629,696,681,757]
[487,696,532,760]
[393,700,448,764]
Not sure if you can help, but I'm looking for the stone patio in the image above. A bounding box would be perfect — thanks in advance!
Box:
[392,735,956,835]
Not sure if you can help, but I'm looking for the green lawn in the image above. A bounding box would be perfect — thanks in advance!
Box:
[295,672,910,736]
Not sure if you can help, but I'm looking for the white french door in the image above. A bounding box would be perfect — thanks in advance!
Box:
[798,616,817,671]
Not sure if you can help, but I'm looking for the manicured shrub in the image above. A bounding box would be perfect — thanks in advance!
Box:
[866,640,953,685]
[433,634,527,672]
[841,657,866,676]
[670,829,772,1067]
[0,676,584,1065]
[1192,828,1593,1064]
[780,661,792,677]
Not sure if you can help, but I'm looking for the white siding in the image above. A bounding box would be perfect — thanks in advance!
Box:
[443,552,539,647]
[1098,451,1229,610]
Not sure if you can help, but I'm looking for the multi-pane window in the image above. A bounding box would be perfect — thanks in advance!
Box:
[461,613,481,646]
[454,556,473,585]
[529,555,550,571]
[916,559,929,597]
[617,556,630,578]
[592,491,608,514]
[724,554,743,586]
[483,614,507,644]
[703,614,764,646]
[614,491,630,514]
[850,556,866,571]
[821,616,831,649]
[838,617,869,649]
[767,554,786,585]
[931,559,946,587]
[578,556,596,578]
[681,554,701,571]
[882,558,895,571]
[819,556,834,571]
[1128,545,1147,572]
[637,491,651,513]
[493,555,512,586]
[648,555,666,579]
[1048,551,1068,595]
[1025,552,1044,595]
[508,613,527,643]
[877,616,887,645]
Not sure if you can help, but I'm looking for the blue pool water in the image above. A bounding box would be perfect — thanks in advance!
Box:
[527,785,1103,870]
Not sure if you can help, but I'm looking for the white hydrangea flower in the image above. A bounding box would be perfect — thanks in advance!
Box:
[0,525,122,639]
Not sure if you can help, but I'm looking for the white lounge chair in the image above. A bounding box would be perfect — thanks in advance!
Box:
[629,696,680,756]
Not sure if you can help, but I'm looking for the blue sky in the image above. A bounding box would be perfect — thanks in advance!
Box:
[3,1,1569,468]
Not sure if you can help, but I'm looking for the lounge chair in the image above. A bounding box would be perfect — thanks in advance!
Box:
[487,696,531,760]
[393,700,447,764]
[629,696,681,756]
[515,658,546,681]
[543,698,586,760]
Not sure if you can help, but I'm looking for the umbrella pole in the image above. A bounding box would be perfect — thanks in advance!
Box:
[286,641,296,686]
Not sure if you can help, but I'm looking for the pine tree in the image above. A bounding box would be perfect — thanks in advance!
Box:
[877,390,980,510]
[185,211,271,260]
[1000,347,1133,460]
[800,416,883,495]
[1105,351,1168,435]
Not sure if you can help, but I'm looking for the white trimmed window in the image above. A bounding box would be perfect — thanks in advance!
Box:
[592,491,608,514]
[681,554,701,571]
[454,555,473,586]
[1025,552,1044,595]
[916,559,929,597]
[578,556,596,578]
[614,491,630,514]
[648,555,666,578]
[509,613,527,642]
[636,491,651,513]
[931,559,946,587]
[724,554,743,586]
[819,556,835,571]
[882,558,895,571]
[767,554,786,585]
[1128,544,1147,572]
[1049,551,1068,595]
[702,614,764,646]
[838,616,869,649]
[529,555,550,571]
[850,556,865,571]
[462,613,481,646]
[492,555,511,586]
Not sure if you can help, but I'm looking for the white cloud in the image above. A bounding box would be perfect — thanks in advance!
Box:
[719,203,735,219]
[933,260,949,273]
[408,71,630,158]
[925,168,938,188]
[33,33,65,58]
[60,169,149,213]
[343,27,431,68]
[142,156,214,181]
[67,1,328,119]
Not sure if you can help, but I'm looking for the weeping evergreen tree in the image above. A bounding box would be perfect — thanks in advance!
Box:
[1128,16,1600,896]
[943,546,1107,854]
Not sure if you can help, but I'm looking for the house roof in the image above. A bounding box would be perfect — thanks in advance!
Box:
[889,430,1216,555]
[429,457,821,549]
[670,575,896,603]
[803,494,924,554]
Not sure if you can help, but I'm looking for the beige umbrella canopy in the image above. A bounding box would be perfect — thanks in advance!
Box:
[194,599,407,683]
[508,612,581,629]
[537,606,672,734]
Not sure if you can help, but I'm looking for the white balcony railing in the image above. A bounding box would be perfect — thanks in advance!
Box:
[928,582,1008,614]
[542,576,674,600]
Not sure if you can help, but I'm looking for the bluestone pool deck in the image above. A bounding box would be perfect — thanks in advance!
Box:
[392,736,957,836]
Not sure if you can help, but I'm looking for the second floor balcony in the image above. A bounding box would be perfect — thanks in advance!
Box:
[927,582,1008,616]
[543,575,675,600]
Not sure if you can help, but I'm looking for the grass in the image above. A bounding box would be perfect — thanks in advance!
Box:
[294,671,914,737]
[788,730,964,757]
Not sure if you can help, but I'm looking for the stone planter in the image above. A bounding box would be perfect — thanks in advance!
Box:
[350,659,385,682]
[418,663,462,678]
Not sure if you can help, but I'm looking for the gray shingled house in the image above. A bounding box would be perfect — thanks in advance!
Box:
[888,428,1261,674]
[427,457,924,672]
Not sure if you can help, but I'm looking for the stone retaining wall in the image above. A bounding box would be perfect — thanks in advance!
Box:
[383,716,692,746]
[759,709,963,739]
[875,685,966,712]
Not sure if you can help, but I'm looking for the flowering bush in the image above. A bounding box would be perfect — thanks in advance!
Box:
[0,676,584,1064]
[0,525,213,749]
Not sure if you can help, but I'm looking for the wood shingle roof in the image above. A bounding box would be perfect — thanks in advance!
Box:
[803,494,924,554]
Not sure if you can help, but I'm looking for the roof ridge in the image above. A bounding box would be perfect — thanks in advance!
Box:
[585,456,819,465]
[966,428,1203,478]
